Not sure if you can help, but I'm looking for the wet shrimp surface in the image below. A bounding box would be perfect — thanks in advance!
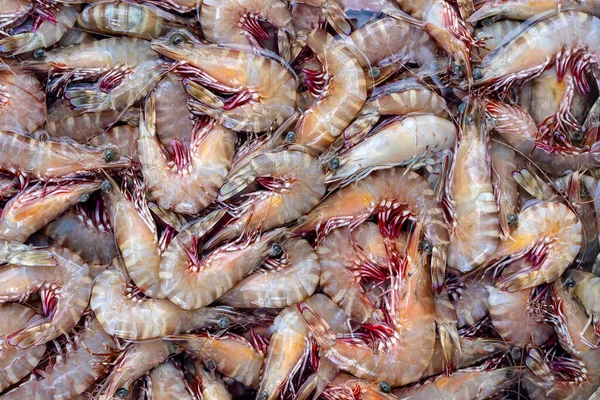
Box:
[2,0,600,399]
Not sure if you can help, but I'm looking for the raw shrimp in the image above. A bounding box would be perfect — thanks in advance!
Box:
[96,340,178,400]
[0,180,102,243]
[196,361,232,400]
[160,210,286,309]
[321,373,397,400]
[468,0,600,23]
[0,303,46,392]
[300,223,436,386]
[0,130,130,180]
[0,4,80,55]
[566,270,600,338]
[218,237,321,308]
[0,239,55,267]
[200,0,295,60]
[325,114,456,186]
[491,137,519,241]
[448,274,491,328]
[0,72,46,134]
[139,92,236,215]
[474,19,521,58]
[293,29,366,154]
[447,97,499,272]
[170,333,264,388]
[1,316,117,400]
[77,1,193,39]
[392,366,521,399]
[91,266,238,340]
[89,125,139,163]
[148,360,195,400]
[297,0,351,35]
[483,201,582,292]
[317,222,406,324]
[207,149,326,247]
[102,176,163,298]
[0,0,33,31]
[295,167,449,291]
[151,29,297,133]
[433,288,461,372]
[487,286,553,347]
[0,246,91,348]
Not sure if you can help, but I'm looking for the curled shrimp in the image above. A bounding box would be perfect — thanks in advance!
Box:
[218,237,321,308]
[200,0,295,61]
[0,303,47,392]
[0,180,102,243]
[482,201,582,292]
[0,246,91,348]
[0,130,130,180]
[293,29,366,154]
[91,266,237,340]
[469,0,600,23]
[0,4,80,56]
[566,270,600,340]
[139,92,235,215]
[0,71,46,134]
[151,29,297,133]
[446,97,499,272]
[300,222,436,386]
[295,168,449,291]
[207,149,326,247]
[77,1,193,39]
[491,137,519,241]
[1,316,117,400]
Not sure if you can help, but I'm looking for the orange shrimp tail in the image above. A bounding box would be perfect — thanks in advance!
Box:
[297,303,337,348]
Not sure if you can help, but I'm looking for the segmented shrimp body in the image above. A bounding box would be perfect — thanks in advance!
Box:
[139,92,236,215]
[0,303,46,392]
[474,19,521,58]
[447,97,499,272]
[468,0,600,23]
[91,266,237,340]
[294,29,366,154]
[152,30,297,133]
[0,246,92,349]
[0,72,46,134]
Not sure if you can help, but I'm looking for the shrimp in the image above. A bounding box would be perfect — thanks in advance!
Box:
[474,19,521,58]
[468,0,600,23]
[0,130,130,180]
[0,247,91,349]
[218,237,321,308]
[300,222,436,386]
[325,114,457,186]
[206,149,326,247]
[0,303,47,392]
[102,176,163,298]
[472,11,600,92]
[317,222,406,324]
[491,137,519,241]
[321,373,398,400]
[151,29,297,133]
[89,125,140,163]
[1,316,118,400]
[566,270,600,340]
[139,92,236,215]
[148,360,195,400]
[77,1,193,39]
[0,72,46,134]
[0,239,55,267]
[487,286,553,347]
[96,340,178,400]
[433,288,461,372]
[0,0,33,31]
[160,210,286,309]
[0,4,80,55]
[482,201,582,292]
[169,333,264,389]
[91,266,238,340]
[392,366,521,399]
[295,167,449,291]
[200,0,295,61]
[447,97,499,272]
[448,274,491,328]
[293,29,366,154]
[42,202,118,269]
[297,0,351,35]
[0,180,102,243]
[196,360,232,400]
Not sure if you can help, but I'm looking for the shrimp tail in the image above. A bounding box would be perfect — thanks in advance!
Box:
[140,90,157,139]
[382,5,426,27]
[431,247,447,293]
[202,222,241,250]
[8,322,54,349]
[439,323,461,373]
[184,79,225,111]
[496,269,540,293]
[5,248,57,267]
[297,302,337,348]
[65,84,108,112]
[342,110,380,147]
[218,169,257,202]
[321,0,352,35]
[0,32,38,55]
[512,169,553,201]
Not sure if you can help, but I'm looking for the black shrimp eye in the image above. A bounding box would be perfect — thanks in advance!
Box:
[103,148,119,162]
[452,63,462,74]
[481,18,492,27]
[217,317,230,329]
[511,347,522,360]
[420,240,433,254]
[100,180,113,193]
[328,157,340,170]
[260,391,269,400]
[473,68,483,80]
[572,130,584,142]
[297,215,308,224]
[369,67,380,78]
[507,213,518,227]
[270,243,283,257]
[465,115,474,126]
[553,132,562,142]
[33,48,45,58]
[505,369,515,378]
[285,131,296,143]
[79,193,90,203]
[566,278,576,288]
[170,33,185,45]
[116,388,129,398]
[205,359,216,371]
[379,381,391,393]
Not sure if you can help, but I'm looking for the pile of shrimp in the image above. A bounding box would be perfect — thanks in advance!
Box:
[3,0,600,399]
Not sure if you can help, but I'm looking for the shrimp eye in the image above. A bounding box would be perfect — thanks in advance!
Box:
[328,158,340,170]
[270,243,283,257]
[473,68,483,80]
[511,347,522,360]
[297,215,308,224]
[217,316,230,329]
[33,48,45,58]
[379,381,391,393]
[452,63,462,74]
[285,131,296,143]
[581,184,589,199]
[481,18,492,27]
[572,130,584,143]
[505,369,515,378]
[205,359,216,371]
[553,132,563,143]
[103,148,119,162]
[369,67,380,78]
[260,391,269,400]
[100,180,113,193]
[507,213,518,227]
[465,115,474,126]
[170,33,185,45]
[483,344,495,353]
[566,278,576,288]
[79,193,90,203]
[420,240,433,254]
[116,388,129,398]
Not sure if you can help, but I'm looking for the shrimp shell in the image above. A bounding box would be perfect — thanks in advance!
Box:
[0,72,46,134]
[148,359,195,400]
